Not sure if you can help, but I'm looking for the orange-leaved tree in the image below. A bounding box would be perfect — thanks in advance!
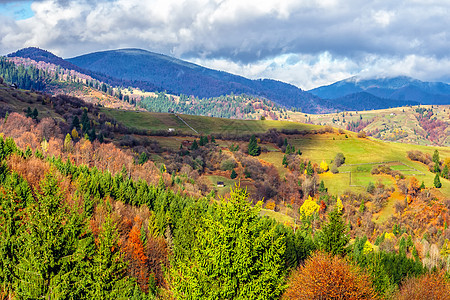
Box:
[395,271,450,300]
[283,251,377,300]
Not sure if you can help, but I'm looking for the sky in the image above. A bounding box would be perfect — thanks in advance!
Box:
[0,0,449,90]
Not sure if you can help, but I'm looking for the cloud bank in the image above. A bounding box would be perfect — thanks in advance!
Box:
[0,0,449,89]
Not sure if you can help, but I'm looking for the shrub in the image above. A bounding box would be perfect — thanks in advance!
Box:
[367,182,375,194]
[334,153,346,167]
[220,159,236,171]
[283,251,377,299]
[330,164,339,174]
[357,130,367,138]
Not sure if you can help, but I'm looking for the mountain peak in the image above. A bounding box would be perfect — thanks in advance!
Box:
[7,47,60,59]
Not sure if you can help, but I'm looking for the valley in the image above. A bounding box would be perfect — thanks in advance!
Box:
[0,47,449,299]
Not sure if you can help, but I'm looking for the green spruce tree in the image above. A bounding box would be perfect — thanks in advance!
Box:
[169,186,285,299]
[248,134,261,156]
[15,172,91,299]
[317,208,349,256]
[434,174,442,188]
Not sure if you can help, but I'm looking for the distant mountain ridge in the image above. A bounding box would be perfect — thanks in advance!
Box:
[309,76,450,105]
[67,48,329,113]
[6,47,450,113]
[330,92,418,111]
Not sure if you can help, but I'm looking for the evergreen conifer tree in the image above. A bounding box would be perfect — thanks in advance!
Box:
[442,164,449,179]
[169,186,285,299]
[15,173,91,299]
[317,208,349,256]
[434,174,442,188]
[248,134,261,156]
[419,181,425,189]
[190,140,198,150]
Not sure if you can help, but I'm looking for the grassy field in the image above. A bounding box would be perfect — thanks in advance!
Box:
[283,133,450,197]
[206,175,236,197]
[259,151,289,178]
[102,109,321,135]
[290,105,450,147]
[260,208,295,226]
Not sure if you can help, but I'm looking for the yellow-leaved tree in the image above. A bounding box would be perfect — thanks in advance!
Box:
[320,160,329,172]
[336,197,343,212]
[300,196,320,217]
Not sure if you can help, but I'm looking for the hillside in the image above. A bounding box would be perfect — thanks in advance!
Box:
[1,81,450,299]
[291,105,450,147]
[309,75,450,105]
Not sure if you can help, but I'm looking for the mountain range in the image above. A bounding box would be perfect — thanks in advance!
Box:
[309,76,450,105]
[5,47,450,112]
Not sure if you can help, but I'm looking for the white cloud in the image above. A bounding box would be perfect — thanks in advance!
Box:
[0,0,449,89]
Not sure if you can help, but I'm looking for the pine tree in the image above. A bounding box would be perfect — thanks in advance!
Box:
[32,108,38,120]
[72,116,80,129]
[0,173,32,297]
[25,107,32,118]
[442,164,449,179]
[248,134,261,156]
[138,152,148,165]
[282,155,288,167]
[317,208,349,256]
[190,140,198,150]
[306,161,314,176]
[230,169,237,179]
[419,181,425,189]
[15,172,91,299]
[169,186,285,299]
[434,174,442,188]
[81,109,90,133]
[318,180,327,193]
[432,150,440,164]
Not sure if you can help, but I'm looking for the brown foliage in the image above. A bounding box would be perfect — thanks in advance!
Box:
[107,200,169,292]
[146,235,169,287]
[407,150,432,166]
[7,154,50,188]
[35,117,62,141]
[283,251,377,300]
[0,112,34,138]
[357,130,367,138]
[395,272,450,300]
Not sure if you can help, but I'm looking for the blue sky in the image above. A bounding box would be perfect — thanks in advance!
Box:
[0,0,449,89]
[0,1,34,20]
